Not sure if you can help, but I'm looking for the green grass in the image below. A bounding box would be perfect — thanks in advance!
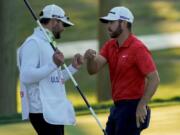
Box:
[152,48,180,59]
[1,105,180,135]
[68,105,180,135]
[151,48,180,100]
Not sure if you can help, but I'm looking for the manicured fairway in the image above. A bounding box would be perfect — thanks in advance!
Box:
[0,105,180,135]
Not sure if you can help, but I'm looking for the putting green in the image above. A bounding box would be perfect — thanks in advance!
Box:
[0,105,180,135]
[66,105,180,135]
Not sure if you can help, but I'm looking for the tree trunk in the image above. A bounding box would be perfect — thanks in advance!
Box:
[0,0,18,116]
[97,0,121,102]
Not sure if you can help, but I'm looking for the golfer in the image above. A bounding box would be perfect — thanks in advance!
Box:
[84,6,160,135]
[17,4,83,135]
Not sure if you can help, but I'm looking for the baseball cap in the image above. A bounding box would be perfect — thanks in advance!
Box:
[100,6,134,23]
[39,4,74,27]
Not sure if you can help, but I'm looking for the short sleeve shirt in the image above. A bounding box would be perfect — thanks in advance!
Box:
[100,34,156,101]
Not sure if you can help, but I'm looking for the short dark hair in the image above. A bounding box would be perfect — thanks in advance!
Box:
[39,18,51,24]
[127,22,132,31]
[39,11,50,24]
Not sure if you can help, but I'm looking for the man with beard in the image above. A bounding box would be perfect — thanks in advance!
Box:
[84,6,160,135]
[17,4,83,135]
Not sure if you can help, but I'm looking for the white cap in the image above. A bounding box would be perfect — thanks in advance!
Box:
[39,4,74,27]
[100,6,134,23]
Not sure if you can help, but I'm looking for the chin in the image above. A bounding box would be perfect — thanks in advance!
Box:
[110,35,119,38]
[55,37,61,39]
[55,34,61,39]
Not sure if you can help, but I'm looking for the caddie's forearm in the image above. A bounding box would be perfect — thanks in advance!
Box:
[20,61,58,84]
[141,71,160,104]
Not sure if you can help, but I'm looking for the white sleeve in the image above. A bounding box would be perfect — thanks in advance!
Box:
[20,39,58,84]
[61,64,78,81]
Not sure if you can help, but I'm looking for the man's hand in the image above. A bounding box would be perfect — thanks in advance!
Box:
[84,49,107,74]
[53,50,64,67]
[136,100,147,128]
[84,49,96,60]
[72,53,84,69]
[136,71,160,128]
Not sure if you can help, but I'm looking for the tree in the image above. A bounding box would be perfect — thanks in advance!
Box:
[97,0,121,102]
[0,1,19,116]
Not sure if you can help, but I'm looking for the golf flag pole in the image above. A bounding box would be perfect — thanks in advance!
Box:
[23,0,107,135]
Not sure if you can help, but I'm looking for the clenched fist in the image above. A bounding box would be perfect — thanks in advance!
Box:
[72,53,84,69]
[53,50,64,67]
[84,49,96,60]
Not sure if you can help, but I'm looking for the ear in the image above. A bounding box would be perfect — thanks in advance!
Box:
[122,21,127,28]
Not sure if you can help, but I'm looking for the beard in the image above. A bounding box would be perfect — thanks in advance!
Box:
[108,23,123,38]
[52,25,62,39]
[53,31,61,39]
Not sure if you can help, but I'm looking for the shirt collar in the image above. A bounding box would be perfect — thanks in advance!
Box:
[34,27,54,41]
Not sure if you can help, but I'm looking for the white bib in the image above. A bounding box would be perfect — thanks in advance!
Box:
[17,34,76,125]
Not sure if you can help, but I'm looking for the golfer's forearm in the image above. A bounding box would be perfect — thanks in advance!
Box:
[141,71,160,104]
[87,60,99,75]
[20,62,57,84]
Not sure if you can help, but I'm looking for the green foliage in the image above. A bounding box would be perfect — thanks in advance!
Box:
[17,0,180,45]
[151,48,180,101]
[121,0,180,34]
[17,0,98,44]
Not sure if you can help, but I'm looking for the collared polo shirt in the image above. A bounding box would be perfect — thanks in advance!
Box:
[100,34,156,101]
